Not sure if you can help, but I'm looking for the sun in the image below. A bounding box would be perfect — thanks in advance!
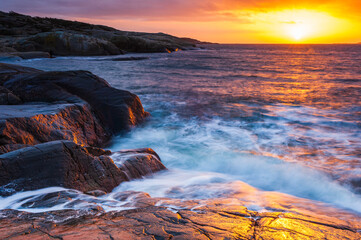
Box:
[289,23,308,41]
[274,10,333,43]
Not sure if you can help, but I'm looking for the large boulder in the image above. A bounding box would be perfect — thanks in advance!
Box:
[0,140,166,196]
[0,63,149,153]
[1,63,149,133]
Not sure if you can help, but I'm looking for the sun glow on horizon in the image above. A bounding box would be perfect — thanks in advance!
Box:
[288,22,309,41]
[243,9,357,43]
[64,7,360,44]
[280,10,326,42]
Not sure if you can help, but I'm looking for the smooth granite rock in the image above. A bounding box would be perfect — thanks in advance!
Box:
[0,103,111,153]
[0,63,149,153]
[0,140,166,196]
[1,63,149,133]
[0,194,360,240]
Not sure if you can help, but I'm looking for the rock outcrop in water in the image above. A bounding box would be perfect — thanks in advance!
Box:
[0,62,149,153]
[0,11,204,58]
[0,62,166,195]
[0,141,165,196]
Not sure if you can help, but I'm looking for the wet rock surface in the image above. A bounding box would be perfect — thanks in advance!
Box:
[112,148,166,180]
[0,141,165,196]
[0,191,360,240]
[0,11,204,56]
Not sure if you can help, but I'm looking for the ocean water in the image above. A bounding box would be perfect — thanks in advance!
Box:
[1,44,361,214]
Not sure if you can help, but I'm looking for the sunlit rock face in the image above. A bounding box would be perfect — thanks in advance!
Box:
[0,104,110,153]
[0,63,149,153]
[2,63,149,132]
[0,141,166,196]
[0,186,360,239]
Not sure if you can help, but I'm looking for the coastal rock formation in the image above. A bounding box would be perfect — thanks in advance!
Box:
[0,63,149,153]
[0,193,360,240]
[0,11,203,56]
[0,103,110,153]
[2,63,149,132]
[0,141,166,196]
[0,62,42,83]
[0,86,21,105]
[112,148,165,179]
[0,62,165,199]
[13,31,121,56]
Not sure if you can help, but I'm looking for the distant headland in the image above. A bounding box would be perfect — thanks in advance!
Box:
[0,11,209,59]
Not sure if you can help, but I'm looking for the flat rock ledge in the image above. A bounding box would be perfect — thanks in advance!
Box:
[0,193,360,240]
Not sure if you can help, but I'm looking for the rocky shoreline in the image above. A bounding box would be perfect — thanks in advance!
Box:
[0,11,206,60]
[0,62,167,196]
[0,62,360,239]
[1,187,361,239]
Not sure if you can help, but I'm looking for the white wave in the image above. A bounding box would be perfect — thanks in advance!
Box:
[110,113,361,213]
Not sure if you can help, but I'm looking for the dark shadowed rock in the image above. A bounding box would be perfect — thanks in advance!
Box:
[0,140,166,196]
[111,56,149,61]
[0,63,149,153]
[0,51,51,60]
[0,63,41,84]
[0,144,30,154]
[1,63,149,133]
[13,31,121,56]
[0,86,21,105]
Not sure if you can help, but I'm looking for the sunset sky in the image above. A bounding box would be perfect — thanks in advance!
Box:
[1,0,360,43]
